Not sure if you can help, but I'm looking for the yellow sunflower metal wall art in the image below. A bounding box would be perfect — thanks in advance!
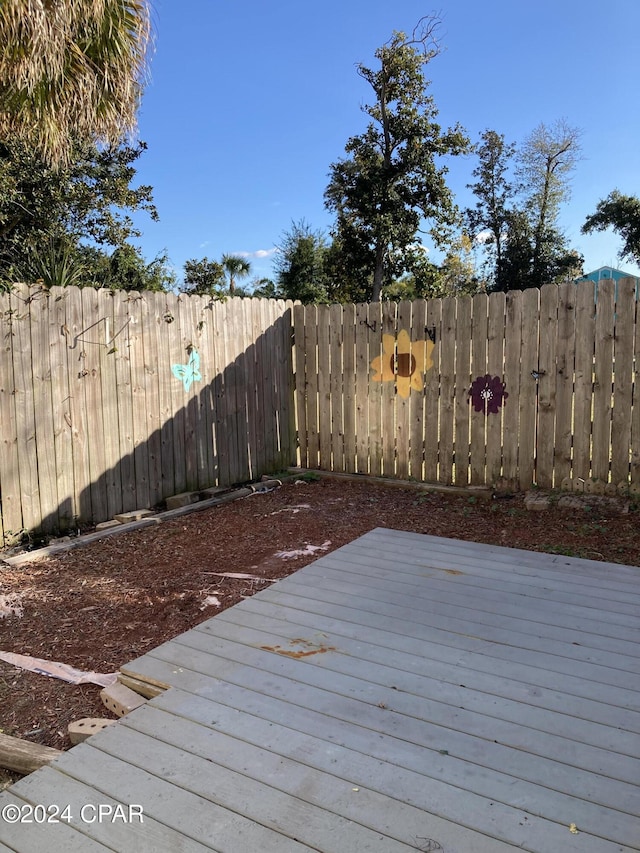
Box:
[370,329,435,398]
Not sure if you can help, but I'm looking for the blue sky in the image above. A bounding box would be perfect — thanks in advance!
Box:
[129,0,640,286]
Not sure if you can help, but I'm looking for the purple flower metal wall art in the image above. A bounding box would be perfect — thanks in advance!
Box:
[469,374,508,415]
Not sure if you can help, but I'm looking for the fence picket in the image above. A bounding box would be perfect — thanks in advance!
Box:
[486,292,505,486]
[469,293,488,486]
[342,304,357,474]
[592,280,615,482]
[453,296,471,486]
[611,279,635,484]
[409,299,427,481]
[502,290,522,486]
[537,284,559,488]
[554,282,577,485]
[368,302,384,476]
[293,303,308,469]
[0,290,21,537]
[355,303,370,473]
[80,287,108,523]
[423,298,441,483]
[573,282,595,482]
[395,301,412,480]
[329,304,344,474]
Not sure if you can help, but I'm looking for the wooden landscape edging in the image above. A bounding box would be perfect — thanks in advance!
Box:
[293,279,640,491]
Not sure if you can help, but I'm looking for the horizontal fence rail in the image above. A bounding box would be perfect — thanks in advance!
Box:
[0,286,296,538]
[293,280,640,493]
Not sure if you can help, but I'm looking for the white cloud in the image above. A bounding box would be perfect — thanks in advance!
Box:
[236,248,277,259]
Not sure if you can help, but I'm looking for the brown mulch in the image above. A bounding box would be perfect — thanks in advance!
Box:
[0,476,638,787]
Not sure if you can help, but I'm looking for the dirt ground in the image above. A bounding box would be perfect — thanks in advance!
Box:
[1,476,638,788]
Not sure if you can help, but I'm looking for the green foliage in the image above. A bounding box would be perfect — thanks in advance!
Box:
[0,138,162,289]
[582,190,640,265]
[182,257,226,297]
[221,254,251,296]
[324,17,469,302]
[464,130,516,291]
[274,220,330,303]
[466,122,583,291]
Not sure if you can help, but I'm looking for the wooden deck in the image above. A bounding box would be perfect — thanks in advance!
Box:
[1,528,639,852]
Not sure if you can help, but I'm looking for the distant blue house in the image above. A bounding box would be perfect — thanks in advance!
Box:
[574,266,638,301]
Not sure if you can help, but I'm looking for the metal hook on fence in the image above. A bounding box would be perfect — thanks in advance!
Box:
[360,319,377,332]
[425,326,436,344]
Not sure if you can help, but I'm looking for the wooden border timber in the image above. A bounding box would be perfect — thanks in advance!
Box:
[287,468,493,500]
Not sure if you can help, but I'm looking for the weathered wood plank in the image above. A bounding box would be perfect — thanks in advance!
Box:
[342,303,357,473]
[316,305,331,470]
[438,297,456,484]
[128,696,518,853]
[303,304,319,469]
[502,290,522,485]
[3,764,216,852]
[30,291,59,531]
[395,300,412,480]
[553,282,577,483]
[486,292,505,486]
[469,293,488,485]
[96,289,123,518]
[216,588,640,732]
[48,288,75,529]
[12,287,42,531]
[293,303,307,469]
[329,303,344,473]
[518,287,540,488]
[536,284,558,488]
[0,289,21,537]
[592,279,615,482]
[80,287,108,524]
[381,301,397,477]
[453,296,471,486]
[138,640,640,847]
[423,298,441,482]
[367,302,383,476]
[0,789,112,852]
[113,291,136,511]
[409,299,427,480]
[95,722,421,853]
[611,278,635,484]
[573,281,596,481]
[354,303,370,474]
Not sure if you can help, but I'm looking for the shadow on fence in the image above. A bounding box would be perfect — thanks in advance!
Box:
[0,292,296,539]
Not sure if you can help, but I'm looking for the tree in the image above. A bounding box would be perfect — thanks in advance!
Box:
[464,130,516,291]
[582,191,640,266]
[83,244,175,291]
[517,120,581,285]
[0,0,151,166]
[182,257,226,297]
[324,16,468,302]
[0,138,158,286]
[274,220,329,303]
[221,254,251,296]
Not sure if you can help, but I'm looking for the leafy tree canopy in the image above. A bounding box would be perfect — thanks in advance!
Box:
[0,138,170,290]
[582,190,640,266]
[273,220,330,304]
[325,16,469,302]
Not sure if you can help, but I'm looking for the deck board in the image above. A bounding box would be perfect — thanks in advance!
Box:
[1,528,638,852]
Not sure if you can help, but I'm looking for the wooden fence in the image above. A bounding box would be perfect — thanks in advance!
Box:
[293,279,640,492]
[0,285,296,537]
